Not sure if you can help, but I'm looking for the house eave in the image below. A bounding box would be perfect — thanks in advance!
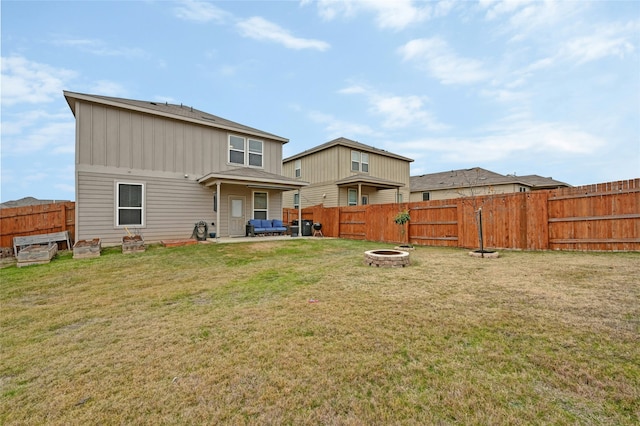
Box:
[63,90,289,143]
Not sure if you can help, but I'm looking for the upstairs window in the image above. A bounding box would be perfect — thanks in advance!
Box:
[422,192,430,201]
[351,151,360,172]
[248,139,263,167]
[117,182,144,226]
[229,135,245,165]
[351,151,369,173]
[295,159,301,178]
[229,135,263,167]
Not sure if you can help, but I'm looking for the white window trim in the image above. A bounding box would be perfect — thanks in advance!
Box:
[228,134,264,168]
[115,181,145,227]
[295,159,301,178]
[293,192,300,209]
[253,191,268,219]
[348,188,358,206]
[351,150,369,173]
[248,138,263,168]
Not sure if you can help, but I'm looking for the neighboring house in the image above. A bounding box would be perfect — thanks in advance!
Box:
[64,91,308,245]
[409,167,570,201]
[282,137,413,208]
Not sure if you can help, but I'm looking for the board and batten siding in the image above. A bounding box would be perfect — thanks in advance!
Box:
[76,101,283,176]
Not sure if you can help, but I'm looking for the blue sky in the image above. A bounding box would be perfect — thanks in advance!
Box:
[2,0,639,202]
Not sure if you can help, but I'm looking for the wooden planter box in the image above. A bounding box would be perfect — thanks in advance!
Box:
[73,239,102,259]
[122,235,145,254]
[17,242,58,267]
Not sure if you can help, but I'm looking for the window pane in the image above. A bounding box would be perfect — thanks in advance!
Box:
[230,136,244,150]
[294,193,299,208]
[119,209,142,225]
[361,163,369,173]
[231,199,243,218]
[230,150,244,164]
[254,211,267,220]
[351,151,360,171]
[119,184,142,207]
[254,192,267,209]
[248,139,262,153]
[348,189,357,205]
[249,152,262,167]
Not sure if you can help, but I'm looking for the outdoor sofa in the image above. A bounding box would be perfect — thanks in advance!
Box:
[246,219,288,237]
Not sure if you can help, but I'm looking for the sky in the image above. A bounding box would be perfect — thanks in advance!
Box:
[1,0,639,203]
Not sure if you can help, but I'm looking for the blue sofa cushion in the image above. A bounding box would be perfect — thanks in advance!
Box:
[272,219,283,228]
[260,219,272,229]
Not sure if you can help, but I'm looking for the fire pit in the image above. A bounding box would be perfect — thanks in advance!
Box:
[364,249,410,267]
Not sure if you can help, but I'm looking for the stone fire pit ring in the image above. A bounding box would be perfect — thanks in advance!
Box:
[364,249,410,267]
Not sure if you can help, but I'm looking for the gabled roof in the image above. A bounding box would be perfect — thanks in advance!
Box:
[198,167,309,190]
[410,167,570,192]
[283,137,413,163]
[63,91,288,143]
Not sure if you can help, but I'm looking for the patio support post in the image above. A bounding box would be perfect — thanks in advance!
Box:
[358,183,362,206]
[216,181,221,240]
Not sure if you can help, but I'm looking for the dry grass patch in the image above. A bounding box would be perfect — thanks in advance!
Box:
[1,240,638,425]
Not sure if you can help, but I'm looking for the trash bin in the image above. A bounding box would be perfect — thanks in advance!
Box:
[301,219,313,236]
[290,225,299,237]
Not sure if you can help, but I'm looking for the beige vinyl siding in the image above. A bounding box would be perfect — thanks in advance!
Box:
[77,170,288,244]
[77,171,216,246]
[76,102,282,177]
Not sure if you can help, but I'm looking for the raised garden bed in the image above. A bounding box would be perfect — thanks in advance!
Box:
[73,238,102,259]
[122,235,145,254]
[17,242,58,267]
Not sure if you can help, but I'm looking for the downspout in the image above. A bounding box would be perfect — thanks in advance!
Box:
[216,181,221,240]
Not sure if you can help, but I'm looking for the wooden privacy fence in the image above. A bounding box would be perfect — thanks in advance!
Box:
[0,202,75,250]
[285,179,640,251]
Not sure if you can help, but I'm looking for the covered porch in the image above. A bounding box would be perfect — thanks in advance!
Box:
[198,168,308,238]
[335,174,405,205]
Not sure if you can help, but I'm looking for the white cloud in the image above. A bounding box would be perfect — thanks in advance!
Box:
[397,119,605,164]
[309,0,433,30]
[398,37,490,85]
[89,80,128,97]
[1,56,76,106]
[52,38,147,57]
[339,84,447,131]
[308,110,377,138]
[3,121,75,156]
[174,0,229,23]
[237,17,330,51]
[561,23,637,64]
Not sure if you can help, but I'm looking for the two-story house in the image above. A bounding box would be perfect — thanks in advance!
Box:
[409,167,570,201]
[64,91,307,245]
[282,137,413,209]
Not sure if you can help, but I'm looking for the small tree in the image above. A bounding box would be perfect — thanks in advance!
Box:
[393,209,411,246]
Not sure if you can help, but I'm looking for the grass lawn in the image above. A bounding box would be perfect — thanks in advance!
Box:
[1,239,638,425]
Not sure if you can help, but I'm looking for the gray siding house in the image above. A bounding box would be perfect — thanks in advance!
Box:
[282,137,413,208]
[65,91,307,245]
